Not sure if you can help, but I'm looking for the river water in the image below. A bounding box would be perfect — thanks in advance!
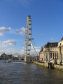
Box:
[0,60,63,84]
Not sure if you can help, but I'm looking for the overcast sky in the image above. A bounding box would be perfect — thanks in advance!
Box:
[0,0,63,55]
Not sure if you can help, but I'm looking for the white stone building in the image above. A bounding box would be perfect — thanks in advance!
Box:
[39,37,63,64]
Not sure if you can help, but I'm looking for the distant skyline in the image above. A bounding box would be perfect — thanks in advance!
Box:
[0,0,63,55]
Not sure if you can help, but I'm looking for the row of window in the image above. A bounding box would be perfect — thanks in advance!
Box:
[50,52,58,59]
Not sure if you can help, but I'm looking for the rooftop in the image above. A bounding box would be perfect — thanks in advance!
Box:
[60,37,63,41]
[44,42,58,48]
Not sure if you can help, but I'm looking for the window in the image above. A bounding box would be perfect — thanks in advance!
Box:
[50,53,52,59]
[53,53,54,59]
[60,43,61,46]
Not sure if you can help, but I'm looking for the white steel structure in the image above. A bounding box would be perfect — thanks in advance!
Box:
[24,16,32,62]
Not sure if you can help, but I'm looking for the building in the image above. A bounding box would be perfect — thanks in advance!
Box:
[39,37,63,64]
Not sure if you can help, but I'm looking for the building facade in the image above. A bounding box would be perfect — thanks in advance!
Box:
[39,38,63,64]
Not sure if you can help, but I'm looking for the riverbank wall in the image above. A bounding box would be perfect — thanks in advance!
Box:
[34,61,48,68]
[54,64,63,71]
[34,61,63,71]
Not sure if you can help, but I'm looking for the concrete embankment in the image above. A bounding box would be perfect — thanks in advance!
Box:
[54,64,63,71]
[34,61,48,68]
[34,61,63,71]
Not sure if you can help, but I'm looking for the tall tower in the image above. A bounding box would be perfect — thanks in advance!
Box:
[24,16,32,63]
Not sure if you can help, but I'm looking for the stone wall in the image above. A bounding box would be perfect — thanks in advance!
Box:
[34,61,63,71]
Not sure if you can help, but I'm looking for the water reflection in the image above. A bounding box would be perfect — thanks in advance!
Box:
[0,60,63,84]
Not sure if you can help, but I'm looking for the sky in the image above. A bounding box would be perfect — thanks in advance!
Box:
[0,0,63,56]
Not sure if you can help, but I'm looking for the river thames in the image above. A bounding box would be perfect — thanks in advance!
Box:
[0,60,63,84]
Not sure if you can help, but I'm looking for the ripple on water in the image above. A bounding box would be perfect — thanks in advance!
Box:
[0,61,63,84]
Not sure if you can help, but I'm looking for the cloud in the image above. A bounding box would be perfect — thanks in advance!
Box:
[16,27,25,35]
[50,38,54,41]
[0,27,11,32]
[34,46,41,50]
[0,48,24,56]
[0,26,11,36]
[0,45,40,56]
[0,33,4,36]
[0,48,39,56]
[30,46,41,56]
[1,40,16,47]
